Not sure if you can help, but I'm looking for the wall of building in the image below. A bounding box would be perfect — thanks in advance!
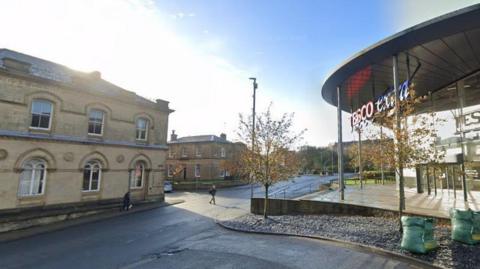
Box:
[0,136,167,210]
[166,142,244,180]
[0,73,169,145]
[0,61,170,211]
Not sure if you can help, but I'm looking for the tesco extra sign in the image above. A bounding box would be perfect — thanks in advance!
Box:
[351,80,410,128]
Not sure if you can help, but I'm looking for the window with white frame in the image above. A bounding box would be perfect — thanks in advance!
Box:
[195,164,200,178]
[136,118,148,140]
[167,164,173,177]
[18,159,47,196]
[219,169,226,178]
[83,161,101,191]
[181,147,187,157]
[130,161,145,188]
[88,109,104,135]
[195,146,201,157]
[168,149,174,158]
[220,147,226,158]
[30,100,53,129]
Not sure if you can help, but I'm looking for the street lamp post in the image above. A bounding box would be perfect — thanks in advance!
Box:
[249,77,258,198]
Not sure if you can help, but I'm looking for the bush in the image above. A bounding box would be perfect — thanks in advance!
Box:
[362,170,395,179]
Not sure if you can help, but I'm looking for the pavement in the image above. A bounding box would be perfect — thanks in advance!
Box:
[301,184,480,218]
[0,175,419,269]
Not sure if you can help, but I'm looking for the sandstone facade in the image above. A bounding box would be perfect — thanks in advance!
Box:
[0,49,172,211]
[166,132,244,181]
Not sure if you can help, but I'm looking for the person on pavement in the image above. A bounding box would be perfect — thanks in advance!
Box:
[123,191,131,211]
[209,185,216,205]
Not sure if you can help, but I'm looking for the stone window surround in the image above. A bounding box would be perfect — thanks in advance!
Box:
[130,161,145,189]
[167,164,173,177]
[195,164,200,178]
[18,158,47,197]
[29,99,53,131]
[88,109,105,136]
[82,160,102,192]
[195,145,202,157]
[135,118,149,141]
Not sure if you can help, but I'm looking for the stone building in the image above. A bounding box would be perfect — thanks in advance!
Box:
[0,49,172,211]
[166,131,245,181]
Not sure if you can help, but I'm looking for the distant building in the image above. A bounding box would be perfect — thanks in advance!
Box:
[0,49,173,211]
[166,131,245,180]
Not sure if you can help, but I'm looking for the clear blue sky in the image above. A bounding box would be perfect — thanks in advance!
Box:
[1,0,477,146]
[150,0,478,146]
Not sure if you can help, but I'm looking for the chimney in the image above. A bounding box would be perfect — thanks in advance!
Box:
[220,133,227,140]
[89,71,101,79]
[170,130,178,141]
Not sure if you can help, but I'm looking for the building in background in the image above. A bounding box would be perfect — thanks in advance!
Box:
[0,49,173,211]
[166,131,245,181]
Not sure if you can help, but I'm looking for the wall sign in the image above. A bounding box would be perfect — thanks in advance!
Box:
[456,110,480,134]
[351,80,410,129]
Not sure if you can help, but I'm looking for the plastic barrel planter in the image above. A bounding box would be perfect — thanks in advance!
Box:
[450,209,480,245]
[400,216,438,254]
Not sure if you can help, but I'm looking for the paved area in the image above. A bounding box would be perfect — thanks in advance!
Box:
[0,176,418,269]
[302,184,480,218]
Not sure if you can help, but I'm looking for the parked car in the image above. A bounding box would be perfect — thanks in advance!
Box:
[164,181,173,193]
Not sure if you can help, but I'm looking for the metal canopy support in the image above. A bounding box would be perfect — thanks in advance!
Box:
[337,86,345,201]
[380,126,385,185]
[393,55,406,211]
[456,80,468,202]
[357,128,363,189]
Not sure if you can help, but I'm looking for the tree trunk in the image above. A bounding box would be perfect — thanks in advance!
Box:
[263,184,269,219]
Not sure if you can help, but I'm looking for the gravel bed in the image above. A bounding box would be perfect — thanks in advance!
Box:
[221,214,480,269]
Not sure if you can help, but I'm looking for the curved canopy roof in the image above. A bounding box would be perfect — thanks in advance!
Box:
[321,4,480,112]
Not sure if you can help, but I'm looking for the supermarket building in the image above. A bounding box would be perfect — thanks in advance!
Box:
[321,4,480,201]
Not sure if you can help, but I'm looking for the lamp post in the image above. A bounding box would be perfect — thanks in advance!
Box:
[249,77,258,198]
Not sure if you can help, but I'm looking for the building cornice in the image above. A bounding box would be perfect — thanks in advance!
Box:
[0,130,168,150]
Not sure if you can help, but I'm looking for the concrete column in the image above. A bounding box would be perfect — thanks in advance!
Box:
[337,86,344,200]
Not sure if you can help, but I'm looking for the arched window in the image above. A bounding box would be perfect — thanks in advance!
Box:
[31,99,53,129]
[83,161,101,191]
[136,118,148,140]
[130,161,145,188]
[19,159,47,196]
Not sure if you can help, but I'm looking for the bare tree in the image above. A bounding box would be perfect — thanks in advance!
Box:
[364,89,444,231]
[237,105,305,218]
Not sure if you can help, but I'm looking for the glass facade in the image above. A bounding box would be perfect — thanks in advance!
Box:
[414,71,480,195]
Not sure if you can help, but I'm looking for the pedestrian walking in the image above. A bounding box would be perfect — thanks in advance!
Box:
[123,191,131,211]
[208,185,216,205]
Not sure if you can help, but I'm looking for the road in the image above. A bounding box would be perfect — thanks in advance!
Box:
[0,175,416,269]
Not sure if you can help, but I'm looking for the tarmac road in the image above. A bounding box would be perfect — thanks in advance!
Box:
[0,175,417,269]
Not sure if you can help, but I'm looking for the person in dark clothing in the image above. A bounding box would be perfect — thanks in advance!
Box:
[123,191,131,211]
[208,185,216,205]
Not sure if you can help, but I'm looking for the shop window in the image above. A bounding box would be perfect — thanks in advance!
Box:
[83,161,101,191]
[30,100,52,129]
[18,159,47,196]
